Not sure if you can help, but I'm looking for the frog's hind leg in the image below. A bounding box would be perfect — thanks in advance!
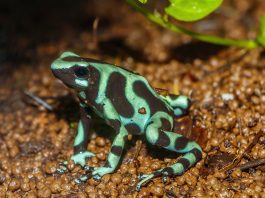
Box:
[137,113,202,191]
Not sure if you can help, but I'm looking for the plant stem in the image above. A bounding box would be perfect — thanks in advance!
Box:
[126,0,258,48]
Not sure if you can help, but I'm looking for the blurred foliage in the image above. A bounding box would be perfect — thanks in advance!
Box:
[131,0,264,48]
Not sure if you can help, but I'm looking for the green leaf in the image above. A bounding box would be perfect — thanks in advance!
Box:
[165,0,223,22]
[256,14,265,47]
[138,0,148,4]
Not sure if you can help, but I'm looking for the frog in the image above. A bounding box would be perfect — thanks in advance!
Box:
[51,51,202,191]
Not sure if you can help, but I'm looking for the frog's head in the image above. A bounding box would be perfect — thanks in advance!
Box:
[51,52,92,90]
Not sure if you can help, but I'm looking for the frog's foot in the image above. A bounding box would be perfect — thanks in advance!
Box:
[75,166,113,184]
[136,173,156,191]
[57,151,95,174]
[57,161,69,173]
[136,171,169,191]
[74,165,94,184]
[71,151,95,167]
[91,167,114,181]
[75,172,92,184]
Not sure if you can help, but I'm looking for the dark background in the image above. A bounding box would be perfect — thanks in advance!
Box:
[0,0,120,64]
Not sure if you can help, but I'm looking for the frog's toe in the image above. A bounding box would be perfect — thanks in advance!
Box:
[92,173,101,181]
[91,169,103,181]
[57,166,68,173]
[84,165,93,172]
[162,173,169,183]
[91,167,113,181]
[71,151,95,167]
[56,161,68,173]
[75,174,91,184]
[136,173,155,191]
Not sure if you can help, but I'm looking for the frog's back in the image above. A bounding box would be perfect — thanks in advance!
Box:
[98,63,172,115]
[54,52,173,128]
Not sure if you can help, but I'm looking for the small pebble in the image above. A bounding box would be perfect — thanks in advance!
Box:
[37,187,51,198]
[8,178,21,191]
[150,184,164,196]
[44,162,57,174]
[111,173,122,184]
[95,137,105,147]
[77,192,87,198]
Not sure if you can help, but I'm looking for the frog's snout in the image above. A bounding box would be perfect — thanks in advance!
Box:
[51,60,61,76]
[60,51,79,58]
[51,59,61,70]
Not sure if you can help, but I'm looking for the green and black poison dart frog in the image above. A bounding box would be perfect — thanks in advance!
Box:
[51,52,202,191]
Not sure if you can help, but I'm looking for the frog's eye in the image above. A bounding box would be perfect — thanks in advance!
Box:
[73,66,88,78]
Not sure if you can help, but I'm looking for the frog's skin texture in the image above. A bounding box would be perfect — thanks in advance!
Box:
[51,52,202,190]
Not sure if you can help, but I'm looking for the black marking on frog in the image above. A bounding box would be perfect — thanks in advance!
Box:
[178,158,190,170]
[175,136,189,151]
[106,72,134,118]
[155,131,170,147]
[133,80,170,115]
[111,146,123,156]
[125,123,141,135]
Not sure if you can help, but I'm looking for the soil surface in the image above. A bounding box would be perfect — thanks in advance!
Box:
[0,0,265,197]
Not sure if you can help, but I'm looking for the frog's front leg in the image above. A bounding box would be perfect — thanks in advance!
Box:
[76,118,128,183]
[91,121,128,180]
[136,112,202,191]
[58,104,95,173]
[71,104,95,167]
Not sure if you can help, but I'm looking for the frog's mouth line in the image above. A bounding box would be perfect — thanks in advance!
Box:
[51,69,76,89]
